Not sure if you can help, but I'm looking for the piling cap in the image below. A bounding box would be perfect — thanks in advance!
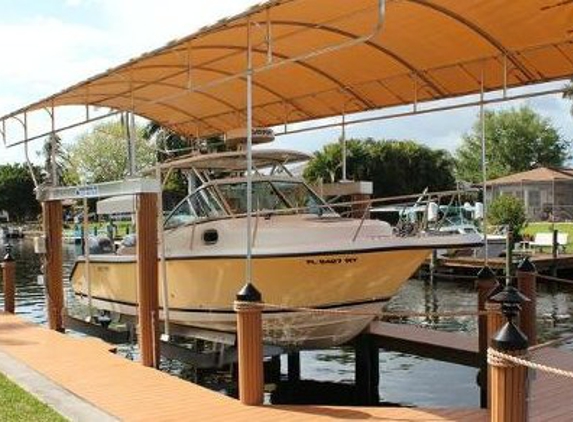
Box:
[236,282,262,302]
[3,244,14,262]
[492,321,529,351]
[477,266,496,280]
[490,285,530,305]
[517,257,536,273]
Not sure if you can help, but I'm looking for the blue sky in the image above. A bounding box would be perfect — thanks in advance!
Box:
[0,0,572,165]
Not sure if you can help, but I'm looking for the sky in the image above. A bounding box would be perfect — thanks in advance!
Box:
[0,0,572,165]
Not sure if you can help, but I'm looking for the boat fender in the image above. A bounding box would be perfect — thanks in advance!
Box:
[203,229,219,245]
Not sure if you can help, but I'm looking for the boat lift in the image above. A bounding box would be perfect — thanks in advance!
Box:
[0,0,572,370]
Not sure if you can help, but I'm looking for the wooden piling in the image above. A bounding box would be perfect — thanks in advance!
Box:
[136,193,159,368]
[517,258,537,346]
[44,201,64,332]
[234,283,264,406]
[551,229,558,277]
[476,266,500,409]
[355,334,380,406]
[488,285,530,422]
[1,248,15,313]
[287,352,301,383]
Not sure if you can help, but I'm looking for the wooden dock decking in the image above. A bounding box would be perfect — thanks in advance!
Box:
[435,253,573,273]
[0,313,487,421]
[1,313,573,421]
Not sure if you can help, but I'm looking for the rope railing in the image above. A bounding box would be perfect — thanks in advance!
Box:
[488,348,573,379]
[236,301,492,319]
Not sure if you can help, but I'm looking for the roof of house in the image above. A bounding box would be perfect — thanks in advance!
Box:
[487,167,573,186]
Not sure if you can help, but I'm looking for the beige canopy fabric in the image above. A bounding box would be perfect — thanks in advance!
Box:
[2,0,573,139]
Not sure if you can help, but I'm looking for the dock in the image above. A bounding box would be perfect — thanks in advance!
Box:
[2,313,573,420]
[429,253,573,275]
[0,312,487,421]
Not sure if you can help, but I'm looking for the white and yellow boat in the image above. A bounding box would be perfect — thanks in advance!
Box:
[71,149,481,349]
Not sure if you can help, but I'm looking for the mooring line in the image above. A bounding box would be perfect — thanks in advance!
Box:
[236,301,492,319]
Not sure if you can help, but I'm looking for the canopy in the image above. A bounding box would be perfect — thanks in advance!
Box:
[2,0,573,141]
[160,149,312,171]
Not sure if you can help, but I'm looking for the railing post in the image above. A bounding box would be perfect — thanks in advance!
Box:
[517,258,537,346]
[44,200,64,332]
[488,285,529,422]
[2,245,16,313]
[234,283,264,406]
[136,193,160,368]
[551,229,558,277]
[476,266,500,409]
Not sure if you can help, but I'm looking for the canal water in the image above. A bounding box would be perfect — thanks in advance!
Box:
[2,239,573,408]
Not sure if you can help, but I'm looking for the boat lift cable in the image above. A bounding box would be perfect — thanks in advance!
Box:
[83,197,93,320]
[480,65,489,267]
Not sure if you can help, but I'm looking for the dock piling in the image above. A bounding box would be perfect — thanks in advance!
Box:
[136,193,160,368]
[234,283,264,406]
[1,245,15,313]
[517,258,537,346]
[488,285,529,422]
[287,351,301,383]
[476,266,500,409]
[44,201,64,332]
[355,334,380,406]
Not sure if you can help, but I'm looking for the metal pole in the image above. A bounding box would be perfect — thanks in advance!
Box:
[83,197,93,319]
[245,18,254,285]
[156,167,171,339]
[480,66,489,265]
[129,112,137,176]
[341,111,347,182]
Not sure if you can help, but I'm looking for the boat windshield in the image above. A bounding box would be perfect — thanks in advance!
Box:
[164,187,224,229]
[218,180,331,216]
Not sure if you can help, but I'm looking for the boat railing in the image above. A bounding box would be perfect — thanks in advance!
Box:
[172,188,473,242]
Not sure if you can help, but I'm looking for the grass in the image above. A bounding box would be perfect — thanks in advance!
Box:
[521,222,573,253]
[0,373,67,422]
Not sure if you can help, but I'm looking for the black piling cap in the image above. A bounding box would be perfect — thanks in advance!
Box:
[492,321,529,351]
[477,265,496,280]
[517,257,536,273]
[3,244,14,262]
[236,282,262,302]
[490,285,530,305]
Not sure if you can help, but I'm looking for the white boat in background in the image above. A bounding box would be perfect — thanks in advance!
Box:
[71,141,481,349]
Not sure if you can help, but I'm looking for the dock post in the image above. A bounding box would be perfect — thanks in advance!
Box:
[1,245,15,313]
[287,351,301,383]
[517,258,537,346]
[551,229,558,277]
[355,334,379,406]
[476,266,500,409]
[488,285,529,422]
[234,283,264,406]
[44,201,64,332]
[136,193,160,368]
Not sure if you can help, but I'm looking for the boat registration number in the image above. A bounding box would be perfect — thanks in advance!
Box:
[306,256,358,265]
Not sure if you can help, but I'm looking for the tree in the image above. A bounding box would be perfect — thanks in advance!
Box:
[489,194,526,237]
[39,133,69,185]
[455,106,571,183]
[304,138,456,198]
[66,120,156,184]
[0,164,42,222]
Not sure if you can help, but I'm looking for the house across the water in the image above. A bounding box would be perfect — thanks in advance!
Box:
[486,167,573,221]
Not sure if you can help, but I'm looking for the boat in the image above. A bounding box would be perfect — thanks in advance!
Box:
[70,143,481,349]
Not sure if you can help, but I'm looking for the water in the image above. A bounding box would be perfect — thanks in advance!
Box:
[2,238,573,408]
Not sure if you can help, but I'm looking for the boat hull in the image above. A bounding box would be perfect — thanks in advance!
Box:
[72,248,431,348]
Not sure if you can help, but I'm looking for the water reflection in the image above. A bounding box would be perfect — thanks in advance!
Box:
[2,239,573,408]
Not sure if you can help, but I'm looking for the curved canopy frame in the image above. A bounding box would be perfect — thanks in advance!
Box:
[1,0,573,146]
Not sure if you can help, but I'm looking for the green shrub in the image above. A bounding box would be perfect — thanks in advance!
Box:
[489,195,526,236]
